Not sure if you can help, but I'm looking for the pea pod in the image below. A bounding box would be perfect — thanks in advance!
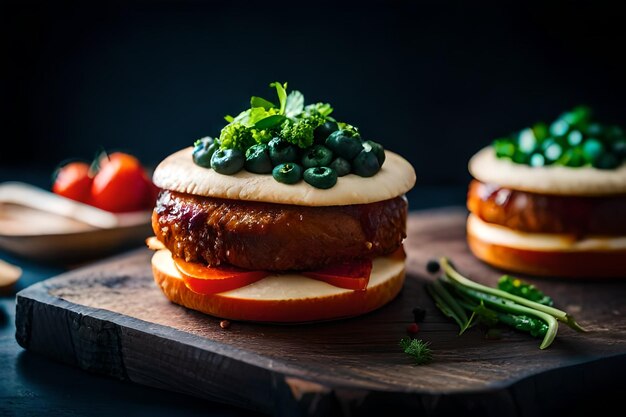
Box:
[440,257,585,333]
[497,275,554,306]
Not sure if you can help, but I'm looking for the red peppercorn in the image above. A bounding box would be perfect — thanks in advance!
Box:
[406,323,420,334]
[220,320,231,329]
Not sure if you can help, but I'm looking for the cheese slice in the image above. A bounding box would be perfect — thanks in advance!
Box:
[467,214,626,251]
[152,249,405,300]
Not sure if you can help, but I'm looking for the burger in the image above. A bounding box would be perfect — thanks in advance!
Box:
[467,106,626,278]
[147,82,416,322]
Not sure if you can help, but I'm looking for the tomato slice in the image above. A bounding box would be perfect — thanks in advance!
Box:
[174,257,269,295]
[302,259,373,291]
[173,256,380,294]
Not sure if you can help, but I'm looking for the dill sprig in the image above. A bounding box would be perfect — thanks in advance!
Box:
[399,337,433,365]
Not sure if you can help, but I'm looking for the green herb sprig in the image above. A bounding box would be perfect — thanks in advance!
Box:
[399,337,433,365]
[426,258,585,349]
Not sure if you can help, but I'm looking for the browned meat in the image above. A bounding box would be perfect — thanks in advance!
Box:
[153,190,407,271]
[467,180,626,236]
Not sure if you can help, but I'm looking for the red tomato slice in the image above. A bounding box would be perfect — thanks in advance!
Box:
[174,257,269,295]
[302,259,373,291]
[52,161,93,204]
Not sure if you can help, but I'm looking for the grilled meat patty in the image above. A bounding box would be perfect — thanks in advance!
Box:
[153,190,407,271]
[467,180,626,236]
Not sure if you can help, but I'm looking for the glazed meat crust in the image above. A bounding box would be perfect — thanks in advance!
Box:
[467,180,626,236]
[153,190,408,271]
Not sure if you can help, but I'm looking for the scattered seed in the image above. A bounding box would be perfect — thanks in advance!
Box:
[406,323,420,334]
[220,320,231,329]
[412,307,426,323]
[426,259,440,274]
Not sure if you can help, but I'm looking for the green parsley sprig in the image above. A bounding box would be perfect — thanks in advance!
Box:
[219,82,341,151]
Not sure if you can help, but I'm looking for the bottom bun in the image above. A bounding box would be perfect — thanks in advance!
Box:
[151,249,405,322]
[467,215,626,278]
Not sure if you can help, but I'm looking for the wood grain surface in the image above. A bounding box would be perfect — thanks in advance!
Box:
[14,208,626,416]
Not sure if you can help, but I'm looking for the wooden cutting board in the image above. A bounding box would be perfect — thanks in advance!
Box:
[14,208,626,416]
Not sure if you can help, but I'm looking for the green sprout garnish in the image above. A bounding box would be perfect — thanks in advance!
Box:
[425,258,585,350]
[399,337,433,365]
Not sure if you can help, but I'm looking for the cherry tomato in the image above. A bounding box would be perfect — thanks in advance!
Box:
[174,257,269,295]
[91,152,150,212]
[302,259,372,291]
[52,161,92,204]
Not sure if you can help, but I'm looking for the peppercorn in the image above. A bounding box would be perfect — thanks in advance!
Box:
[412,307,427,323]
[219,320,231,329]
[406,323,420,334]
[426,259,440,274]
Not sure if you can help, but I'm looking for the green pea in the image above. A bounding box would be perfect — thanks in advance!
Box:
[561,106,591,128]
[544,142,563,162]
[612,139,626,159]
[549,119,569,137]
[272,162,302,184]
[567,130,583,146]
[530,153,545,167]
[517,128,538,154]
[313,121,339,144]
[582,139,604,164]
[301,145,333,168]
[606,125,624,141]
[268,137,298,165]
[512,150,529,164]
[593,153,620,170]
[363,140,385,166]
[211,148,244,175]
[532,123,549,141]
[352,148,380,177]
[329,157,351,176]
[557,148,585,167]
[586,123,604,137]
[325,131,363,160]
[245,144,273,174]
[192,136,219,168]
[494,138,516,159]
[303,167,338,189]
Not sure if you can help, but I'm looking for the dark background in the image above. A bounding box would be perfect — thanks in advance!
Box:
[2,0,626,192]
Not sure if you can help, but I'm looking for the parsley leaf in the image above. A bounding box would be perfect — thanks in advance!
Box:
[269,82,288,115]
[285,90,305,118]
[250,96,276,110]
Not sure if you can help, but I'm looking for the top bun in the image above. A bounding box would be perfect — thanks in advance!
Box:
[153,147,416,206]
[469,147,626,196]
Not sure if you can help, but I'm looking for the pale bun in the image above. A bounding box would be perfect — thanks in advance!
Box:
[467,215,626,278]
[151,249,406,322]
[469,147,626,196]
[152,147,416,206]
